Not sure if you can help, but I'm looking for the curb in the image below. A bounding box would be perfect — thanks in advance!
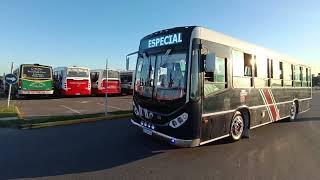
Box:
[15,106,23,120]
[0,117,19,121]
[20,113,132,129]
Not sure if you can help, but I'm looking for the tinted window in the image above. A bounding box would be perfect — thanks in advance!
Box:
[22,66,52,79]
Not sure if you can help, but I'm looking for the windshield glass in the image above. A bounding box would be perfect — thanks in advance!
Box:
[67,68,89,77]
[22,66,52,79]
[135,51,187,100]
[103,70,120,79]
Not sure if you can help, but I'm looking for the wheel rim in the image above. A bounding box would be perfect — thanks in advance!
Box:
[231,115,244,140]
[290,103,297,120]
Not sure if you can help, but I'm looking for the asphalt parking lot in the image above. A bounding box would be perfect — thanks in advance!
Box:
[0,92,319,179]
[1,95,132,118]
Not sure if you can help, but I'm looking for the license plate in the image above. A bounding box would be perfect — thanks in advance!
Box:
[143,128,152,135]
[76,93,80,95]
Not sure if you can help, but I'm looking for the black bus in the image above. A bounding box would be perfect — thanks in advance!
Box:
[131,26,312,147]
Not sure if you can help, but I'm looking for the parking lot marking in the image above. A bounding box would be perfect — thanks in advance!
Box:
[60,105,82,114]
[79,101,89,104]
[96,102,124,110]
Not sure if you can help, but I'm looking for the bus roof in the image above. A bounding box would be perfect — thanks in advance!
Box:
[19,64,52,68]
[54,66,90,71]
[141,26,310,68]
[192,26,309,67]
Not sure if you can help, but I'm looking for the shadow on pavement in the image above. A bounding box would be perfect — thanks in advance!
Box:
[276,116,320,124]
[0,119,173,179]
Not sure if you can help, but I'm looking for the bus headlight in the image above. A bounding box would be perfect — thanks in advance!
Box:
[169,113,188,128]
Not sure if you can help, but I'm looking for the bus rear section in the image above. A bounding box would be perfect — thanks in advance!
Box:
[90,70,121,96]
[54,67,91,96]
[120,71,134,95]
[15,64,54,96]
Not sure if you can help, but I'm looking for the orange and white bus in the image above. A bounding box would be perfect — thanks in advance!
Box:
[53,66,91,96]
[90,69,121,95]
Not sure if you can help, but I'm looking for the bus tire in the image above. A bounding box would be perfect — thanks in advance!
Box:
[289,101,298,121]
[229,111,244,141]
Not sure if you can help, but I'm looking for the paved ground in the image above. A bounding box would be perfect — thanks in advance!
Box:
[0,93,319,180]
[0,95,132,118]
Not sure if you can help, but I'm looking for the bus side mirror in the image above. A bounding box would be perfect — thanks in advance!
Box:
[205,53,216,72]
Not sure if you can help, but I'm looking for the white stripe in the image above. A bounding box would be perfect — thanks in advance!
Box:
[260,89,273,121]
[199,134,230,145]
[202,110,235,117]
[299,108,311,114]
[201,98,312,117]
[299,97,312,101]
[60,105,82,114]
[96,102,124,110]
[250,121,272,129]
[268,89,280,119]
[251,115,290,129]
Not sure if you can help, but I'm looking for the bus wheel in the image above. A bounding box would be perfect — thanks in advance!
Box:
[289,102,298,121]
[230,111,244,141]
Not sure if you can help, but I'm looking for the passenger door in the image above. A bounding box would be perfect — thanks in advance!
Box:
[200,40,231,142]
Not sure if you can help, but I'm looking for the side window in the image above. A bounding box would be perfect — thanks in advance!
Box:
[271,59,282,87]
[308,68,312,87]
[202,41,228,97]
[305,68,309,87]
[283,62,292,87]
[190,49,200,101]
[232,50,252,88]
[294,65,301,87]
[254,56,269,87]
[302,67,308,87]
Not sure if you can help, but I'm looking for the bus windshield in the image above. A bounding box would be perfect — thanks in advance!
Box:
[67,68,89,77]
[22,66,52,79]
[135,51,187,101]
[103,70,120,79]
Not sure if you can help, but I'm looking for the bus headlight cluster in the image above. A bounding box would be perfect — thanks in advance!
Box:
[133,103,139,116]
[140,121,155,130]
[169,113,188,128]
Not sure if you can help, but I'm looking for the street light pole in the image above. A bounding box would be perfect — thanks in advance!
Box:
[105,58,108,115]
[7,62,14,107]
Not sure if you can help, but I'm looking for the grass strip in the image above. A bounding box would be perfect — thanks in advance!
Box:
[0,110,132,129]
[0,105,18,118]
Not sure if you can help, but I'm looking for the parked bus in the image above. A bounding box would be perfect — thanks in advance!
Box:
[131,26,312,147]
[120,70,135,95]
[53,66,91,96]
[11,64,53,98]
[90,69,121,95]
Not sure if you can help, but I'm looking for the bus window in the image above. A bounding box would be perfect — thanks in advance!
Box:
[254,56,269,88]
[271,59,282,87]
[283,62,292,87]
[232,50,252,88]
[302,67,308,87]
[306,68,311,87]
[190,49,199,101]
[294,65,302,87]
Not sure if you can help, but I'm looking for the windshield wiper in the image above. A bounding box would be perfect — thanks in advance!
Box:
[160,49,172,66]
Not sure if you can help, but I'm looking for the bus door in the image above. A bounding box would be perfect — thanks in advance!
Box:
[200,40,231,142]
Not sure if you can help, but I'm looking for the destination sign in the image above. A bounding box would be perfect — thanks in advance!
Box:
[147,33,182,48]
[23,66,51,79]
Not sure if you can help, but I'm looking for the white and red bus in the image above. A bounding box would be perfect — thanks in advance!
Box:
[90,69,121,95]
[53,66,91,96]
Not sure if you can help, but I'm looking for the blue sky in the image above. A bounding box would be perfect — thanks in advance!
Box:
[0,0,319,75]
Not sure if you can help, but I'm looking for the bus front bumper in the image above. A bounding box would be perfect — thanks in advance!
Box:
[131,119,200,147]
[19,90,54,95]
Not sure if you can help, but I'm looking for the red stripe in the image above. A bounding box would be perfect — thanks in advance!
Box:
[263,89,277,121]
